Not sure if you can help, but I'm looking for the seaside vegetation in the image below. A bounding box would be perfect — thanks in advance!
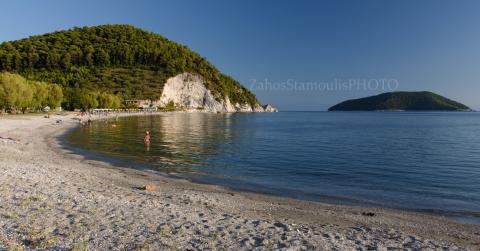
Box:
[0,72,62,113]
[0,24,258,110]
[328,91,470,111]
[0,72,122,113]
[166,100,176,111]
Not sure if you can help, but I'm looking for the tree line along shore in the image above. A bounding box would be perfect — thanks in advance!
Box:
[0,72,124,113]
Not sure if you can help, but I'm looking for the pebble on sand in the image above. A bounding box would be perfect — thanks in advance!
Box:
[143,184,156,192]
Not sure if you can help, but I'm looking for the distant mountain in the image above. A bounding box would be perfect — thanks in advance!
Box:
[0,25,264,110]
[328,91,470,111]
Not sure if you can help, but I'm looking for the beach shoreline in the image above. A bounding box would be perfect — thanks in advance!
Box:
[1,113,479,250]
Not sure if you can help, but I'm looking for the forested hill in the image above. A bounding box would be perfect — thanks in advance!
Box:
[0,25,258,109]
[328,91,470,111]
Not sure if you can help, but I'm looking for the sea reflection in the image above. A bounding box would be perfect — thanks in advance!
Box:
[66,113,240,173]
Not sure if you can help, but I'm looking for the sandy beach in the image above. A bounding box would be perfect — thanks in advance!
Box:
[0,113,479,250]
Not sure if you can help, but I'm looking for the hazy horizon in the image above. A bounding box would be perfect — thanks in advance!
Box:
[2,0,480,111]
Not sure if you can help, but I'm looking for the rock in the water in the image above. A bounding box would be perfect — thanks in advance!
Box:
[262,104,278,112]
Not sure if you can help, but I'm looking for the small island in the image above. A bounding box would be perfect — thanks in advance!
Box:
[328,91,471,111]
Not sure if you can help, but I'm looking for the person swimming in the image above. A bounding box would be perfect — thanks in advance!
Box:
[144,131,151,145]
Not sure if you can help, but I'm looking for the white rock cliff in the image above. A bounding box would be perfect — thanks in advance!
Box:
[156,73,277,113]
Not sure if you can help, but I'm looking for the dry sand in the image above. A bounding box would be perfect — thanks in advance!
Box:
[0,113,479,250]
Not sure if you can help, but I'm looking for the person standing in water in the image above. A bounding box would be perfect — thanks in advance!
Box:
[144,131,151,145]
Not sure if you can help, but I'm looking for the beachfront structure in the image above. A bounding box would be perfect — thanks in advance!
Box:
[125,100,152,109]
[124,100,159,111]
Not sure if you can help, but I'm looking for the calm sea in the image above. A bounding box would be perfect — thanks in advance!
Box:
[64,112,480,222]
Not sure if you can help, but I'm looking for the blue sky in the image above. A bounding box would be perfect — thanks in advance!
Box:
[2,0,480,110]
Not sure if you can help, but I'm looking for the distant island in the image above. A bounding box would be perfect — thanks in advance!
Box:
[328,91,471,111]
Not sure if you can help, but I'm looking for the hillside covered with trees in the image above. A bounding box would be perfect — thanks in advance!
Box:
[0,25,258,110]
[328,91,470,111]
